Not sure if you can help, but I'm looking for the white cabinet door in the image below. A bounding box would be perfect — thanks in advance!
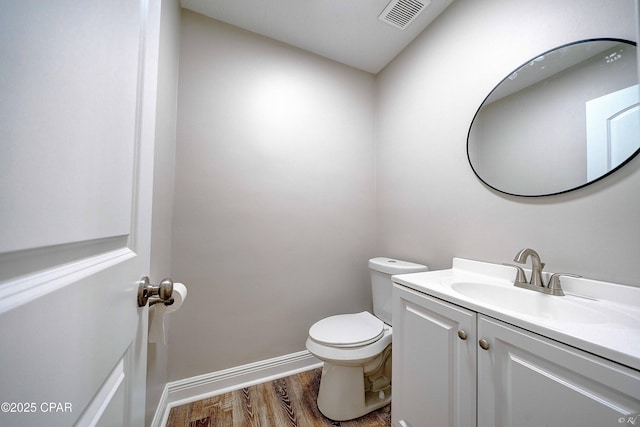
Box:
[0,1,161,426]
[478,315,640,427]
[392,284,476,427]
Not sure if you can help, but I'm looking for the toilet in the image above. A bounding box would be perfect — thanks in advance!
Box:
[305,257,428,421]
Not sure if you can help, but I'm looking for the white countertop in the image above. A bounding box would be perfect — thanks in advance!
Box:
[392,258,640,371]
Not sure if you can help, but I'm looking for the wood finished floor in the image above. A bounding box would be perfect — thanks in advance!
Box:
[166,368,391,426]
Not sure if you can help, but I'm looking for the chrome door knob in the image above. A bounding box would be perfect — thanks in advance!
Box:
[137,276,174,307]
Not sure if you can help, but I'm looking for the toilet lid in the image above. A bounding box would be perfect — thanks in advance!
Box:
[309,311,384,348]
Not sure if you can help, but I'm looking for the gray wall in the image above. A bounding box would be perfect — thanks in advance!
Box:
[147,0,181,423]
[376,0,639,285]
[167,0,639,384]
[169,11,377,380]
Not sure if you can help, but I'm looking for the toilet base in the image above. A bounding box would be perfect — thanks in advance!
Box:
[316,348,392,421]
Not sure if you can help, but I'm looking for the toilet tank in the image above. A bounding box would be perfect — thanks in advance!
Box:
[369,257,428,325]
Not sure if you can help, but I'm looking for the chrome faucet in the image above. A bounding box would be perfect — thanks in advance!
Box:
[513,248,544,288]
[508,248,581,296]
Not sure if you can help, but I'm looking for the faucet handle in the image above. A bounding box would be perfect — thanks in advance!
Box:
[547,273,581,296]
[503,263,527,284]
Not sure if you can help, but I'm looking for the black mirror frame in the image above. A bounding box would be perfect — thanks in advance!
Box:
[467,38,639,197]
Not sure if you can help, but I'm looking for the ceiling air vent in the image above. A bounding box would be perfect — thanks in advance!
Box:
[378,0,430,30]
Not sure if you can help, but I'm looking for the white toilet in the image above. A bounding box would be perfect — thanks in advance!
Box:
[305,257,428,421]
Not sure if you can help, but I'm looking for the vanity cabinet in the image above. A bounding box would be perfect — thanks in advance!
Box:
[392,283,640,427]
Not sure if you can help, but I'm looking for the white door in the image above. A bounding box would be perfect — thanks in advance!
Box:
[0,1,162,426]
[586,84,640,180]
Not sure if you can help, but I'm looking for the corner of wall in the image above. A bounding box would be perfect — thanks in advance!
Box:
[146,0,182,425]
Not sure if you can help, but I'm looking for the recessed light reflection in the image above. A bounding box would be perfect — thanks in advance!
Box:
[604,49,624,63]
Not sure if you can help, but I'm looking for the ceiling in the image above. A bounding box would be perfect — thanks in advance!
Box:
[180,0,454,74]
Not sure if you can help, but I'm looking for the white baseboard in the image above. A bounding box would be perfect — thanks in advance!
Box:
[151,350,322,427]
[149,386,169,427]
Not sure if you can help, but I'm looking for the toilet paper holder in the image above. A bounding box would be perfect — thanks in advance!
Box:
[138,276,175,307]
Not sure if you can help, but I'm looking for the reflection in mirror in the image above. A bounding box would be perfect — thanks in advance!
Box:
[468,39,639,196]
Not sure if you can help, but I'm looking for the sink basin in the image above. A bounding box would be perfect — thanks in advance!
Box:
[450,281,607,323]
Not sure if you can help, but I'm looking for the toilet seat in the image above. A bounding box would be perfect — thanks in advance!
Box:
[308,311,384,348]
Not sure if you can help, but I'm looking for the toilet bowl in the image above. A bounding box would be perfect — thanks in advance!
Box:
[305,257,428,421]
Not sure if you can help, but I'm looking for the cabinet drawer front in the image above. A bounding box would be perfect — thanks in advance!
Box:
[478,315,640,427]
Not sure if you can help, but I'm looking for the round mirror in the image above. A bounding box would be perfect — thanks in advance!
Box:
[467,38,639,196]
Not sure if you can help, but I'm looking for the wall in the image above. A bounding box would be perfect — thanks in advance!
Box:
[146,0,181,423]
[169,11,376,380]
[376,0,639,286]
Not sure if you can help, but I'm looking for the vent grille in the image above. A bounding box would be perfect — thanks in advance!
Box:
[378,0,429,30]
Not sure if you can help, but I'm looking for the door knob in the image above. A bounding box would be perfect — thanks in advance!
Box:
[479,339,490,350]
[457,330,468,340]
[137,276,174,307]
